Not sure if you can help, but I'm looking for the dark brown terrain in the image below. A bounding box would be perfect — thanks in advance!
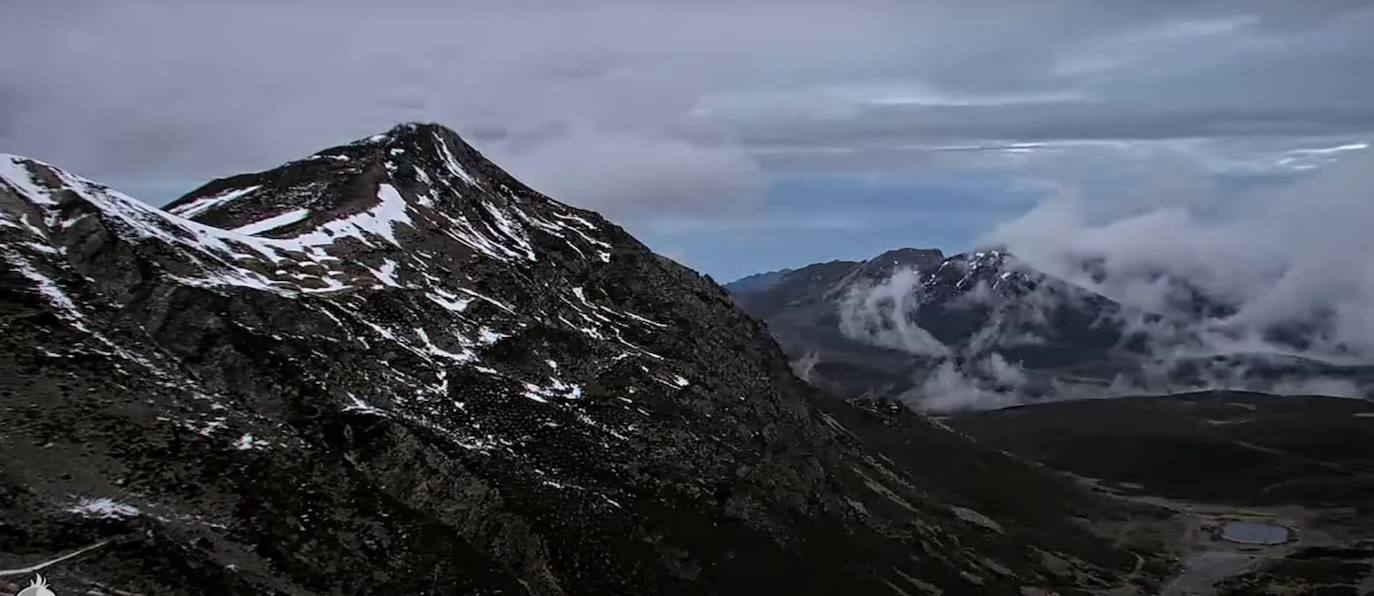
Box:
[952,391,1374,595]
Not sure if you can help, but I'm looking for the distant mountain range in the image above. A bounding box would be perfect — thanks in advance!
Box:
[727,248,1374,410]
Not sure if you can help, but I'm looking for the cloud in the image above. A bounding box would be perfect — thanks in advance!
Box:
[0,1,778,214]
[1051,14,1262,77]
[499,128,764,218]
[904,359,1024,412]
[1268,377,1363,398]
[897,349,1367,412]
[3,1,1373,279]
[5,2,1373,194]
[832,149,1374,409]
[837,268,950,357]
[988,149,1374,361]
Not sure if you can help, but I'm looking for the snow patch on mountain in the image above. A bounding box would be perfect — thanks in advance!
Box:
[231,207,310,235]
[67,497,141,520]
[169,184,261,217]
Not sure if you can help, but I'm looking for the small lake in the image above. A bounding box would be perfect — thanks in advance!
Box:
[1220,521,1289,545]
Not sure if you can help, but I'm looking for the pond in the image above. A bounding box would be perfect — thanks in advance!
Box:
[1220,521,1290,545]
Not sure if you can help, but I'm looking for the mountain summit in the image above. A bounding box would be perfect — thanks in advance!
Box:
[164,123,553,242]
[2,125,1160,594]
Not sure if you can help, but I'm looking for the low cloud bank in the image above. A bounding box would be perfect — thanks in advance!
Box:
[991,153,1374,361]
[834,154,1374,411]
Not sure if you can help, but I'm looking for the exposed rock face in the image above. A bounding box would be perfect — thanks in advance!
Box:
[1,124,1158,594]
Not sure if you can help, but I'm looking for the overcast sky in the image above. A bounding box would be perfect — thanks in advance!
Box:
[4,1,1372,280]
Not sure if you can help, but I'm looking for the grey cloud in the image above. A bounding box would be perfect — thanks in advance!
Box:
[832,148,1374,409]
[729,103,1374,149]
[0,85,19,136]
[903,360,1024,412]
[500,128,766,218]
[2,0,1371,218]
[1,1,779,213]
[837,268,950,357]
[988,150,1374,361]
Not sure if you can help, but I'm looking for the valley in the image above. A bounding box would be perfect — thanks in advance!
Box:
[950,391,1374,594]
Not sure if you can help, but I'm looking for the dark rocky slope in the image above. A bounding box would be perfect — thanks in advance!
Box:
[1,124,1162,594]
[951,392,1374,517]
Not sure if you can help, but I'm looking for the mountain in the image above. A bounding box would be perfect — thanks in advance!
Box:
[726,249,944,322]
[728,248,1374,410]
[726,249,1129,403]
[720,268,794,295]
[0,124,1164,594]
[833,248,946,293]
